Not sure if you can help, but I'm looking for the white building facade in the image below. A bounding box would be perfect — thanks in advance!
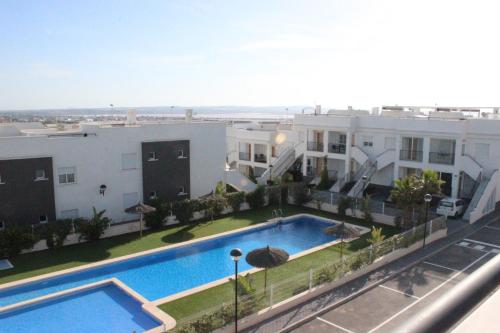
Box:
[0,117,226,226]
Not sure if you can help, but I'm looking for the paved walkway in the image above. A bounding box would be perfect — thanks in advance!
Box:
[240,211,499,333]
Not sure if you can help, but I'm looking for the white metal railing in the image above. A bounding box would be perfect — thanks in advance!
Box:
[172,217,447,332]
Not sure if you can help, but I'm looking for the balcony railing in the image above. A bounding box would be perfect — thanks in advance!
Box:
[400,149,423,162]
[328,143,346,154]
[239,152,251,161]
[307,141,324,152]
[429,152,455,165]
[254,154,267,164]
[306,166,337,179]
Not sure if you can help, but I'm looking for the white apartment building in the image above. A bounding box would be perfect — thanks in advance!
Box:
[226,121,299,184]
[293,106,500,222]
[0,112,226,226]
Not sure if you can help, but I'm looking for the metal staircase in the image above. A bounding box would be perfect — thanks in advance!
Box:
[347,162,377,198]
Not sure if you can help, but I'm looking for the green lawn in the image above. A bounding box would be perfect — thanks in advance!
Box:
[0,204,399,323]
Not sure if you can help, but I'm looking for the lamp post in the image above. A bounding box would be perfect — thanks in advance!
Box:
[423,194,432,248]
[230,248,243,333]
[267,164,274,185]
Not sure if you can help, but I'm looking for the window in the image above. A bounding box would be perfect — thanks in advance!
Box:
[60,209,79,220]
[475,143,490,160]
[0,221,4,230]
[177,149,186,159]
[149,191,157,199]
[58,167,76,184]
[35,169,46,180]
[123,192,138,210]
[177,186,187,195]
[148,151,158,161]
[121,153,137,170]
[362,136,373,147]
[39,215,48,224]
[0,172,4,184]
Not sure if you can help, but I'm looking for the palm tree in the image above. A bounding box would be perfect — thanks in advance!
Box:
[415,169,444,222]
[390,176,420,228]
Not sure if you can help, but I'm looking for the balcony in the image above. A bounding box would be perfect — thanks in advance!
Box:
[239,152,251,161]
[400,149,423,162]
[307,141,324,152]
[328,143,346,154]
[254,154,267,164]
[429,152,455,165]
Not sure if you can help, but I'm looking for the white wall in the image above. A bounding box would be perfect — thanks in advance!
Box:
[0,121,226,223]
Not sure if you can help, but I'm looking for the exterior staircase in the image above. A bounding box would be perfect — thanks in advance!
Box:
[224,169,257,193]
[463,170,498,222]
[347,162,377,198]
[258,146,295,185]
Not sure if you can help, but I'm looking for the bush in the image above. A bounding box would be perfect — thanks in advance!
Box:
[204,196,228,220]
[338,196,352,217]
[225,192,245,212]
[77,208,110,242]
[362,196,374,223]
[267,186,281,206]
[245,185,266,209]
[145,198,168,230]
[0,226,38,258]
[289,183,311,206]
[37,219,74,249]
[172,199,195,224]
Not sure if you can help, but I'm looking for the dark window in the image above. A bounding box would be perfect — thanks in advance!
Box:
[149,191,157,199]
[35,169,46,180]
[177,186,186,195]
[39,215,48,224]
[148,152,157,161]
[0,221,4,230]
[177,149,185,158]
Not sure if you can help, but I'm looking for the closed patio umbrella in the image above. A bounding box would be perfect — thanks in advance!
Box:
[324,222,361,259]
[125,203,156,237]
[246,246,289,294]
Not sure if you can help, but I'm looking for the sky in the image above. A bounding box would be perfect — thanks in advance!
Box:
[0,0,499,110]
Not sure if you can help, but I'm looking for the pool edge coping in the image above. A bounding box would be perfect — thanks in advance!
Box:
[151,215,370,306]
[0,214,370,318]
[0,278,176,332]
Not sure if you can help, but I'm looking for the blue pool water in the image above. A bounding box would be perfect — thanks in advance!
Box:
[0,215,335,307]
[0,284,160,333]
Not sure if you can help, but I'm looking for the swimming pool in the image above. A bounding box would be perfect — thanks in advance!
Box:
[0,215,341,308]
[0,283,161,333]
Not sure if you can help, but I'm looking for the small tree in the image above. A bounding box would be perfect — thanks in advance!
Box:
[226,192,245,212]
[204,196,228,220]
[289,182,311,206]
[245,185,266,209]
[362,195,374,224]
[367,226,386,259]
[0,226,38,258]
[78,208,110,242]
[38,219,73,249]
[144,198,168,230]
[317,156,331,190]
[172,199,195,224]
[338,196,352,217]
[390,176,420,228]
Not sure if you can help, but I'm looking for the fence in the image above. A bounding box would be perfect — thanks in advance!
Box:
[171,216,447,333]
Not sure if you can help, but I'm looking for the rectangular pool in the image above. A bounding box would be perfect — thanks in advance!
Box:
[0,215,341,308]
[0,283,161,333]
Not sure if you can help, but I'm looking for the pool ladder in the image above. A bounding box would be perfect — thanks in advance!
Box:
[272,209,284,222]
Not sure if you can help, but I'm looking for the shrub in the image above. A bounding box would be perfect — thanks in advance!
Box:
[313,266,336,286]
[38,219,73,249]
[0,226,38,258]
[245,185,266,209]
[226,192,245,212]
[362,196,374,224]
[145,198,168,230]
[289,183,311,206]
[338,196,352,217]
[267,185,281,206]
[77,208,110,242]
[204,196,228,220]
[172,199,195,224]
